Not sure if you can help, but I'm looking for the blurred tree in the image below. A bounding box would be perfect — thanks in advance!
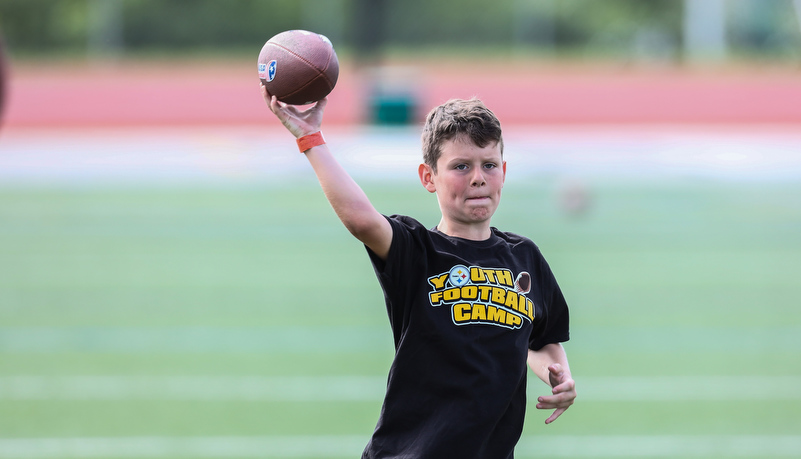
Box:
[729,0,801,58]
[122,0,302,51]
[0,0,88,53]
[513,0,556,50]
[552,0,682,56]
[301,0,345,48]
[0,0,795,62]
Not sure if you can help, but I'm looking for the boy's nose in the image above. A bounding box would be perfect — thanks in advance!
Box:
[471,170,486,187]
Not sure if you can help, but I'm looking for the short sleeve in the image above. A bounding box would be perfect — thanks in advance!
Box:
[528,250,570,351]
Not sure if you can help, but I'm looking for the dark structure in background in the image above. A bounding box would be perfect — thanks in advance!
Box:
[0,33,7,127]
[352,0,386,64]
[352,0,417,125]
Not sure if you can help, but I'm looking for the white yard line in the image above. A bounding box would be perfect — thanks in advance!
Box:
[0,327,390,354]
[0,436,368,458]
[0,376,386,401]
[1,375,800,401]
[1,435,800,458]
[518,435,801,457]
[2,326,799,354]
[573,375,801,401]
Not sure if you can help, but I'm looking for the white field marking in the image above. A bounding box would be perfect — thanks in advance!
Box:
[570,375,801,401]
[1,435,801,458]
[1,375,801,401]
[0,436,368,458]
[516,435,801,457]
[3,327,800,354]
[0,376,386,401]
[0,327,390,354]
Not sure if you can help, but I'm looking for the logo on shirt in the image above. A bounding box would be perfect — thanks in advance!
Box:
[427,266,535,329]
[449,265,471,287]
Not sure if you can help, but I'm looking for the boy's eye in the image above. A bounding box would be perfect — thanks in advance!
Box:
[484,163,497,169]
[454,164,468,170]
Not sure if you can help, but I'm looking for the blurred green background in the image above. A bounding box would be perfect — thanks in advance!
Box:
[1,0,800,60]
[1,1,801,458]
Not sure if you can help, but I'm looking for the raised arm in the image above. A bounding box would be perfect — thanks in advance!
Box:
[261,84,392,259]
[527,343,576,424]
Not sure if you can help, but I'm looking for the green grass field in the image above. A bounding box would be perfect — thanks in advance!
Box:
[1,175,800,458]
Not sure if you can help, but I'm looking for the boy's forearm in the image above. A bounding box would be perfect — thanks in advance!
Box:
[304,144,391,257]
[305,143,366,212]
[527,343,571,386]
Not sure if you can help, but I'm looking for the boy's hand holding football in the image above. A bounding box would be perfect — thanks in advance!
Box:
[260,83,325,139]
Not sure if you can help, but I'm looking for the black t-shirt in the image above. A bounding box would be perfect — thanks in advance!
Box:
[362,215,570,459]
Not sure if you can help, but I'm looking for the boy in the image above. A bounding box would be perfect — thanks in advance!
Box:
[261,86,576,459]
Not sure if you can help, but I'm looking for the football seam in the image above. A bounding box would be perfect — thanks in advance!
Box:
[285,83,322,104]
[269,42,335,88]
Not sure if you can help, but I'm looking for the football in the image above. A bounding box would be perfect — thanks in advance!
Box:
[258,30,339,105]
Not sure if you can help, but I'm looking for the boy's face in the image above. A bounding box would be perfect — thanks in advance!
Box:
[419,136,506,233]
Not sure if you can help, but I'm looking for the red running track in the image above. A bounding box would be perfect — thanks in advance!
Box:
[3,59,801,128]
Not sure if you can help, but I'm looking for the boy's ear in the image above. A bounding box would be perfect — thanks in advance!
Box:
[418,163,437,193]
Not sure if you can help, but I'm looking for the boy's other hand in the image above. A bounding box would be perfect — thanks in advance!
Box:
[260,83,326,139]
[537,363,576,424]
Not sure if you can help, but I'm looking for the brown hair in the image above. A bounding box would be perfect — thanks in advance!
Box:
[421,98,503,171]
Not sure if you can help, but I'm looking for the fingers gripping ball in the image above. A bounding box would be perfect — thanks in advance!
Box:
[258,30,339,105]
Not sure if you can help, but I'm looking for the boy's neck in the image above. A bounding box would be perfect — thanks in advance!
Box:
[436,219,493,241]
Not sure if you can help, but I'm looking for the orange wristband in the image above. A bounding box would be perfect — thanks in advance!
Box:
[297,131,325,153]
